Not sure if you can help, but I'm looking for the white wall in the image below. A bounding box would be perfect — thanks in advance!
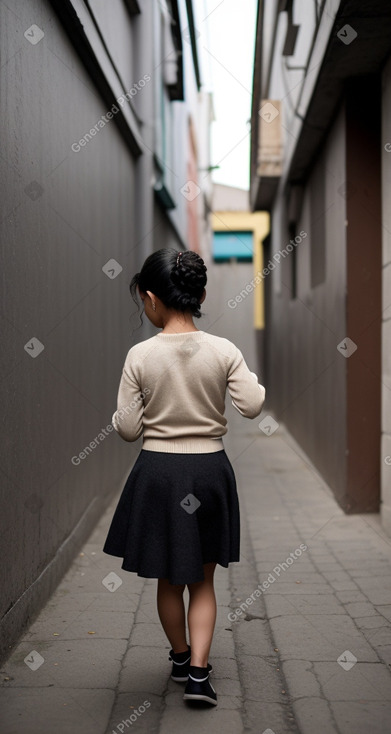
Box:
[212,183,249,211]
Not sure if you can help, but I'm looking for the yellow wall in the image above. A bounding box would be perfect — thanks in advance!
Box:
[211,211,270,328]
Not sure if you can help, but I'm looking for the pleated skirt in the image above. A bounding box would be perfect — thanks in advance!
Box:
[102,448,240,585]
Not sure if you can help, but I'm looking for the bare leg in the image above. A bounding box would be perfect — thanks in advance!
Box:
[187,562,217,667]
[156,578,188,653]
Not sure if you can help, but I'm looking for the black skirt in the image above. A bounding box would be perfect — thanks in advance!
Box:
[102,448,240,585]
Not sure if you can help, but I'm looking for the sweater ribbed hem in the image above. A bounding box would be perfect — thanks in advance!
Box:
[142,436,224,453]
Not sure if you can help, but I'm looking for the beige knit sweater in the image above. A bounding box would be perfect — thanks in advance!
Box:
[112,330,266,453]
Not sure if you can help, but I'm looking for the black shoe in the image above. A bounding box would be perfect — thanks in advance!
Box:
[169,647,213,683]
[183,665,217,705]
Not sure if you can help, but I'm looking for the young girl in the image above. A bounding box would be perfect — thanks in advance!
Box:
[103,248,266,706]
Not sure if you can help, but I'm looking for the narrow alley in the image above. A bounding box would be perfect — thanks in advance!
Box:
[2,2,391,732]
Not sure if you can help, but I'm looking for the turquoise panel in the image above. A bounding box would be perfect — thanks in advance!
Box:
[213,231,253,260]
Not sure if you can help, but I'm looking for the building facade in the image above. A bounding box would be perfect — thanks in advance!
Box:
[250,0,391,530]
[0,0,212,661]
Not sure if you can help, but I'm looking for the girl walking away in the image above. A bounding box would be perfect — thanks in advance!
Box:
[103,248,266,707]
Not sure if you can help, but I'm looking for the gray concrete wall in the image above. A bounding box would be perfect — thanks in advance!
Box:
[265,106,348,501]
[0,0,163,661]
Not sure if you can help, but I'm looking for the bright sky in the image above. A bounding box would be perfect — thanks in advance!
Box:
[195,0,258,191]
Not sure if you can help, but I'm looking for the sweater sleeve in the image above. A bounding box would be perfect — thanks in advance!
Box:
[227,346,266,419]
[111,350,144,442]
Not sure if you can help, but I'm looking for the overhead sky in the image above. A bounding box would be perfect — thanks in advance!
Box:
[195,0,258,191]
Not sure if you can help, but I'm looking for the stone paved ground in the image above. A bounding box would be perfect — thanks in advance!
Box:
[1,405,391,733]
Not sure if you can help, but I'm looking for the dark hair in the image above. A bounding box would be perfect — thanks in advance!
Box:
[129,248,207,326]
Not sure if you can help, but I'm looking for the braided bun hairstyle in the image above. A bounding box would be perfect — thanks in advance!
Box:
[129,248,207,325]
[169,250,207,315]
